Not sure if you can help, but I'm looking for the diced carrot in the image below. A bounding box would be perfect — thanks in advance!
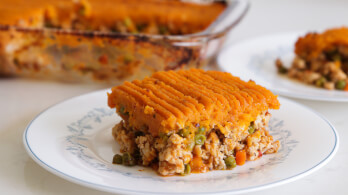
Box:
[190,155,209,173]
[235,150,247,166]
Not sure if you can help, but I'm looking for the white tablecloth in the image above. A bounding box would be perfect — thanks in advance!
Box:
[1,0,348,194]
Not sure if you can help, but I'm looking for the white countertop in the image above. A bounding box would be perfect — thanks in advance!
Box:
[1,0,348,194]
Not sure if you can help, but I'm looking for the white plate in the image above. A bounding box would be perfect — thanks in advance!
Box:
[218,32,348,102]
[23,89,338,195]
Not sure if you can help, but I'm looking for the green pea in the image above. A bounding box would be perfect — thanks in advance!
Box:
[119,106,125,113]
[78,7,86,16]
[122,152,136,166]
[124,17,132,28]
[124,54,133,64]
[224,156,237,169]
[178,129,183,137]
[183,164,191,175]
[112,154,123,164]
[248,122,255,134]
[45,21,54,28]
[326,49,338,59]
[178,128,190,137]
[278,66,288,74]
[133,150,141,161]
[315,77,326,87]
[119,105,129,116]
[332,54,341,61]
[197,126,206,134]
[335,80,346,90]
[136,23,147,32]
[13,58,20,66]
[187,141,195,151]
[159,132,169,142]
[158,26,168,34]
[195,134,206,145]
[140,125,149,131]
[111,28,119,33]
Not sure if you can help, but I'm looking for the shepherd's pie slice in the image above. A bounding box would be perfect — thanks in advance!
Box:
[108,69,280,176]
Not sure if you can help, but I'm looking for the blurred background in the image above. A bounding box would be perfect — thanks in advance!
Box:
[1,0,348,194]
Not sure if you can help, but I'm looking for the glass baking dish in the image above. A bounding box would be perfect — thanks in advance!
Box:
[0,0,249,83]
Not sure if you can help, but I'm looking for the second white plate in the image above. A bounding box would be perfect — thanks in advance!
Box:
[23,89,338,195]
[218,32,348,102]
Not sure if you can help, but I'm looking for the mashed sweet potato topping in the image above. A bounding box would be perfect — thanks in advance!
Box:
[108,69,280,137]
[295,27,348,60]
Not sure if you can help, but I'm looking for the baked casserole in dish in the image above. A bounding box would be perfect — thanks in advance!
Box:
[0,0,248,83]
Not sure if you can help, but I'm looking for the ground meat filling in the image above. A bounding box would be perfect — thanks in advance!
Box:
[276,45,348,90]
[112,121,136,154]
[158,134,192,175]
[135,135,157,166]
[112,111,280,176]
